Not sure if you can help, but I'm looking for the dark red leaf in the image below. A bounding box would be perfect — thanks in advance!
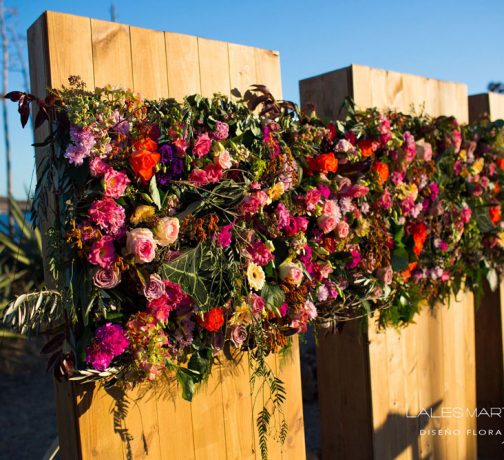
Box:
[4,91,23,102]
[40,333,65,354]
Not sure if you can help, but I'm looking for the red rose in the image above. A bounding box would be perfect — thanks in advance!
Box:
[199,308,225,332]
[130,149,161,183]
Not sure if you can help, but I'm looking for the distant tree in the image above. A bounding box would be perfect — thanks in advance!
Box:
[488,82,504,94]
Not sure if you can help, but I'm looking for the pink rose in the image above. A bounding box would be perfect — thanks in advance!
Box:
[90,157,109,177]
[318,215,338,234]
[416,141,433,161]
[189,168,209,185]
[103,168,131,199]
[336,221,349,238]
[279,262,304,286]
[126,228,156,264]
[88,236,116,269]
[154,217,179,247]
[143,274,166,301]
[230,325,247,347]
[192,133,212,158]
[204,163,223,183]
[215,150,232,169]
[92,267,121,289]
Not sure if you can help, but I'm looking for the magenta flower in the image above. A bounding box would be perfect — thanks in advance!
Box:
[346,249,362,269]
[88,197,126,236]
[192,133,212,158]
[103,168,131,199]
[216,223,233,248]
[86,323,129,371]
[212,121,229,140]
[88,236,116,269]
[251,241,274,266]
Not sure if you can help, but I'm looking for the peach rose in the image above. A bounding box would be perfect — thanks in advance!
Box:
[126,228,156,263]
[279,262,304,286]
[154,217,180,247]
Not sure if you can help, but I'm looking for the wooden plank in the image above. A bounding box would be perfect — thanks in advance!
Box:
[155,381,196,460]
[299,67,350,120]
[198,38,231,97]
[190,366,228,460]
[54,380,82,460]
[46,12,94,88]
[489,92,504,119]
[277,336,305,459]
[91,19,133,89]
[316,321,373,460]
[255,48,282,99]
[228,43,257,97]
[368,318,392,460]
[165,32,201,100]
[220,354,256,460]
[74,383,125,459]
[130,26,169,99]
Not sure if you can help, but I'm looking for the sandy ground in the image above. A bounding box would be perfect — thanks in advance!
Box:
[0,336,321,460]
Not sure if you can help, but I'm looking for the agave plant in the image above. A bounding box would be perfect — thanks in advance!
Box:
[0,198,45,311]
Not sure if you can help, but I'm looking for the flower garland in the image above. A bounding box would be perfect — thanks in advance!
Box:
[4,81,504,459]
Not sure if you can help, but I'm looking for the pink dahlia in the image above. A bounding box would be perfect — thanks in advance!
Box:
[103,168,131,199]
[88,198,126,236]
[88,236,116,269]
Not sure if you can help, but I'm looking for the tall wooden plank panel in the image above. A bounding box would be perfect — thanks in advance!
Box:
[198,38,231,97]
[30,11,305,460]
[91,19,133,89]
[165,32,201,100]
[130,26,169,99]
[300,64,475,460]
[469,91,504,459]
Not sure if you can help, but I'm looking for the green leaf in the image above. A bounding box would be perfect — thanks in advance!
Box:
[159,244,210,308]
[391,246,409,271]
[261,283,285,311]
[187,348,212,383]
[176,368,195,402]
[474,206,494,233]
[149,176,162,210]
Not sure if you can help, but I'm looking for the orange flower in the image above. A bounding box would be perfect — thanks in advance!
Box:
[496,158,504,171]
[490,205,502,225]
[495,183,500,195]
[373,161,389,186]
[133,137,157,153]
[358,139,375,157]
[130,149,161,182]
[411,222,428,256]
[401,262,418,282]
[317,152,338,173]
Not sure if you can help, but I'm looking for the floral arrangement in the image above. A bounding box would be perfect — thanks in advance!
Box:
[4,79,504,458]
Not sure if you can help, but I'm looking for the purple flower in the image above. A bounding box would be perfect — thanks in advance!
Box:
[213,121,229,140]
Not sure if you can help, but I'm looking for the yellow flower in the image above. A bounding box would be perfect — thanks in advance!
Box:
[498,232,504,249]
[246,262,266,291]
[130,205,156,225]
[229,302,252,325]
[267,182,285,202]
[459,149,467,161]
[471,158,484,175]
[397,183,418,201]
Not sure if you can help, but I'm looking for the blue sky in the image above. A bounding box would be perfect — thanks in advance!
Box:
[1,0,504,198]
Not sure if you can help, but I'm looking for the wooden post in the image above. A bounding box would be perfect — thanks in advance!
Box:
[300,65,476,460]
[469,91,504,460]
[28,11,304,459]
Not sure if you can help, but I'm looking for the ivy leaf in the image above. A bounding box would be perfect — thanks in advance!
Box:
[261,283,285,311]
[391,246,409,271]
[149,176,161,210]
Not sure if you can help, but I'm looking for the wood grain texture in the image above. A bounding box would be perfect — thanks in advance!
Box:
[198,37,230,97]
[255,48,282,100]
[91,19,133,89]
[130,26,169,99]
[165,32,200,100]
[301,64,475,460]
